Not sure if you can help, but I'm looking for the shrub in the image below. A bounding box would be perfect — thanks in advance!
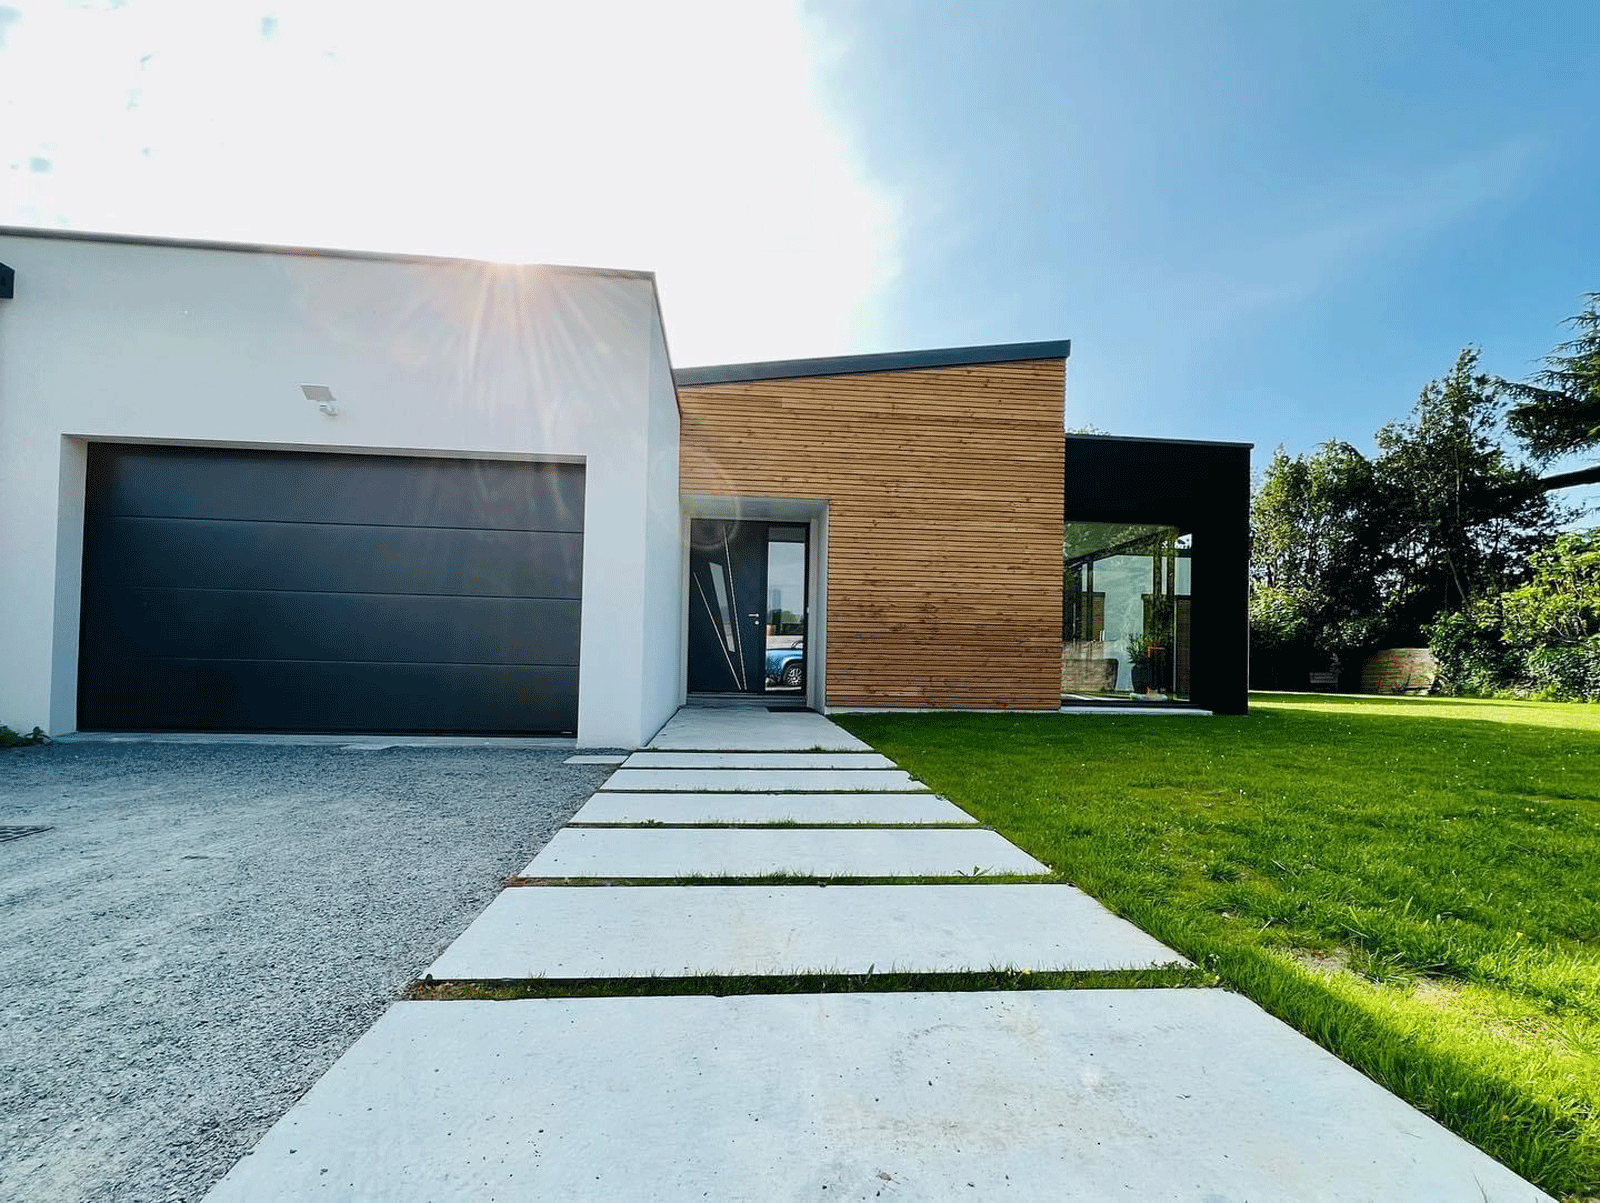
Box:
[1429,529,1600,701]
[1523,637,1600,702]
[1427,611,1521,697]
[1498,530,1600,648]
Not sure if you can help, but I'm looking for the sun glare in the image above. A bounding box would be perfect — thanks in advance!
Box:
[0,0,900,365]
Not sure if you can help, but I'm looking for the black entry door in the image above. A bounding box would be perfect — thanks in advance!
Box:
[687,519,769,693]
[78,444,584,734]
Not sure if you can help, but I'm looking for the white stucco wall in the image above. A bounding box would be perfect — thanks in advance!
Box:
[639,318,686,743]
[0,231,680,748]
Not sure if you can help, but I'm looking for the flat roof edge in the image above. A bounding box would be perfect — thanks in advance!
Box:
[1066,432,1254,450]
[674,338,1073,386]
[0,224,657,281]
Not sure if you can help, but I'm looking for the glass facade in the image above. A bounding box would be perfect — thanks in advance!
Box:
[1063,522,1193,703]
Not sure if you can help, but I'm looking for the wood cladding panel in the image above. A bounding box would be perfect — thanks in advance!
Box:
[680,359,1065,709]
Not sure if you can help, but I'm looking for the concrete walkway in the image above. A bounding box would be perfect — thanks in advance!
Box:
[571,790,975,824]
[643,705,871,751]
[208,706,1549,1201]
[519,825,1051,877]
[207,993,1543,1201]
[598,765,928,791]
[426,884,1188,978]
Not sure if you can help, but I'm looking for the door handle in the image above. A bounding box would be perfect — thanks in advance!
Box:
[748,613,761,620]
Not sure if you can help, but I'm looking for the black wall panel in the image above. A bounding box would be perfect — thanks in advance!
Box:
[79,445,584,734]
[1063,435,1251,716]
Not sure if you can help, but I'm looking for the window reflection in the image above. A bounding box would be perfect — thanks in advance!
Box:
[764,524,806,693]
[1063,522,1192,703]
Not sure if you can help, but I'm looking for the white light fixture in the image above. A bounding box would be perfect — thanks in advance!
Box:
[300,384,338,416]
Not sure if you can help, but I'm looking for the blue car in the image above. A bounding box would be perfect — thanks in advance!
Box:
[765,640,804,688]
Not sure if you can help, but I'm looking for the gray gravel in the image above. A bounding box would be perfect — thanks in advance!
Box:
[0,741,608,1203]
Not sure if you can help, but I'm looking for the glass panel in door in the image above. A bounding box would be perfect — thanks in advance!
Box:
[763,525,807,694]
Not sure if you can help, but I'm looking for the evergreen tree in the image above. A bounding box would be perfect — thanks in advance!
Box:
[1501,294,1600,461]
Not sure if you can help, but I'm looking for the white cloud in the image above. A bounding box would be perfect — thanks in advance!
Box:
[0,0,901,363]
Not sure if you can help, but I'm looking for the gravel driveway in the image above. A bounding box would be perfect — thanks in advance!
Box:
[0,741,608,1203]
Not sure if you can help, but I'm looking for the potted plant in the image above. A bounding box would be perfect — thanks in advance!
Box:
[1126,631,1169,696]
[1126,632,1153,695]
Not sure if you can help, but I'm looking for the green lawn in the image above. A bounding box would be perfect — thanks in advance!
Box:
[837,694,1600,1200]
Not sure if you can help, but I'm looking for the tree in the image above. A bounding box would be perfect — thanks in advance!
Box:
[1374,348,1561,642]
[1249,349,1564,680]
[1501,293,1600,461]
[1251,441,1393,658]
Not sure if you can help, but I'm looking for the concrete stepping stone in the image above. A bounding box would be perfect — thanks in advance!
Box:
[571,791,975,826]
[623,751,896,770]
[648,707,871,751]
[206,991,1549,1202]
[425,884,1186,979]
[517,826,1049,878]
[601,768,927,793]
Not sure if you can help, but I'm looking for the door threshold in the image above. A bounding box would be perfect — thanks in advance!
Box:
[686,694,809,712]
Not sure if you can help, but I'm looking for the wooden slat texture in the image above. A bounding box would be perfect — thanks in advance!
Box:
[680,359,1066,709]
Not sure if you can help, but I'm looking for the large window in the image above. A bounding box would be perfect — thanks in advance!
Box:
[1063,522,1193,703]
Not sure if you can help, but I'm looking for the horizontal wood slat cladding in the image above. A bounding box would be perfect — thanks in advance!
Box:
[680,359,1066,709]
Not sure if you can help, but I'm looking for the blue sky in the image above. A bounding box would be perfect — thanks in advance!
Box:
[809,1,1599,462]
[2,1,1596,495]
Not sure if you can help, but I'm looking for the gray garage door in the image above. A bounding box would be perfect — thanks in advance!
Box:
[78,445,583,734]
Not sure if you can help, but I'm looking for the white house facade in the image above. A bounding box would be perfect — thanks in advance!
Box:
[0,229,684,748]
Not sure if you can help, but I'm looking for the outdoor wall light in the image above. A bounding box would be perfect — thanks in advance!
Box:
[300,384,338,416]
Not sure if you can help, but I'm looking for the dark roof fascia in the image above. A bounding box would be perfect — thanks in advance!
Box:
[674,339,1073,386]
[0,224,656,282]
[1066,431,1254,451]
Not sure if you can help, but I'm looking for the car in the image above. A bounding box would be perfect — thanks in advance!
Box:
[765,639,804,688]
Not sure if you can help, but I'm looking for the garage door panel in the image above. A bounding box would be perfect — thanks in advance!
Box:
[83,588,582,667]
[92,446,585,532]
[90,517,584,599]
[80,659,580,734]
[80,445,585,735]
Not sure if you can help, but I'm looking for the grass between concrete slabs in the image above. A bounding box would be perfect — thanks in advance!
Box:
[406,965,1212,1001]
[837,693,1600,1200]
